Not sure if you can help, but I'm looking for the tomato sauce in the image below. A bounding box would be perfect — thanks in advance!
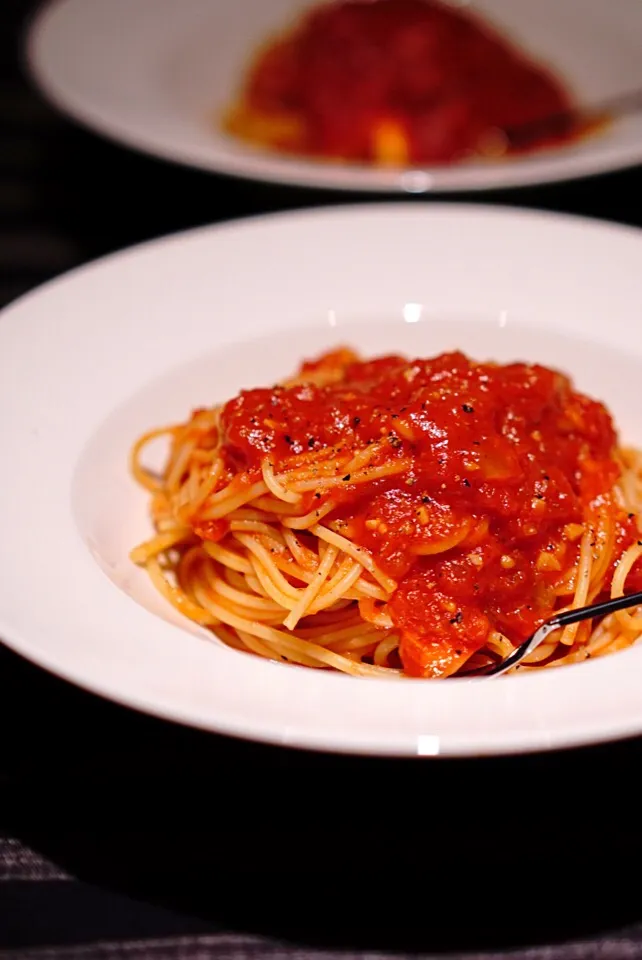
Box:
[230,0,580,165]
[218,350,639,677]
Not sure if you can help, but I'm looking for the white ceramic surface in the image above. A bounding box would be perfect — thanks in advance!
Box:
[25,0,642,193]
[2,203,642,756]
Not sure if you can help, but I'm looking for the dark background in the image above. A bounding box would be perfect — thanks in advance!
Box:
[3,0,642,954]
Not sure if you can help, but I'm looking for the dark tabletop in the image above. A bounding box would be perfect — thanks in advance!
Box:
[3,1,642,957]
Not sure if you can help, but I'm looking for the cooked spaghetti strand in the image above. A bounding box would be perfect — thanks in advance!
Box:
[130,347,642,679]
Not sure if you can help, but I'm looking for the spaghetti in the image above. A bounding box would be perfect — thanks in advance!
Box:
[130,347,642,679]
[223,0,591,167]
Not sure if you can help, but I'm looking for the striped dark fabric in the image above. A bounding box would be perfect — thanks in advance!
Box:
[3,0,642,956]
[0,841,69,882]
[5,835,642,959]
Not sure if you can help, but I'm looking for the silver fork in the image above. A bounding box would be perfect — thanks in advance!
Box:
[467,590,642,678]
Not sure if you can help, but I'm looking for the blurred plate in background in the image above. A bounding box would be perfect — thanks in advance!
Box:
[26,0,642,193]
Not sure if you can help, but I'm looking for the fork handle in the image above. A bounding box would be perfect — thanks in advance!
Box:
[467,590,642,679]
[551,590,642,628]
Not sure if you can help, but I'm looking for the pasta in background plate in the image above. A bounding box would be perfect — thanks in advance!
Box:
[223,0,599,167]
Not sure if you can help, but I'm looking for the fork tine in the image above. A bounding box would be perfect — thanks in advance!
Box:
[464,590,642,679]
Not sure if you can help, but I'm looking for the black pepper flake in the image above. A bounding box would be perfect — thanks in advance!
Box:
[389,435,402,449]
[455,649,462,656]
[342,474,351,482]
[543,474,550,481]
[536,493,544,500]
[449,611,464,625]
[472,440,480,445]
[638,540,642,546]
[308,437,315,448]
[438,457,446,465]
[462,404,474,414]
[400,407,407,412]
[463,478,471,488]
[284,435,293,445]
[629,513,635,519]
[391,413,399,420]
[314,492,321,499]
[422,496,430,504]
[353,416,361,426]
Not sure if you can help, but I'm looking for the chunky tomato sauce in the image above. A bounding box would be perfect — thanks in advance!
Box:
[214,349,640,677]
[228,0,580,165]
